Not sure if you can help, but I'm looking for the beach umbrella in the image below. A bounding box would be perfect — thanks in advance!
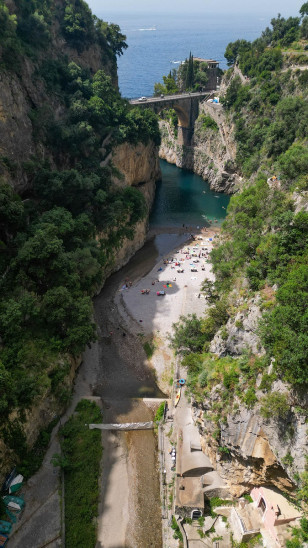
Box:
[163,285,167,288]
[8,475,23,494]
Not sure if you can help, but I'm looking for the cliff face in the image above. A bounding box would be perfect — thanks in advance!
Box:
[193,394,307,497]
[0,138,160,485]
[104,141,161,278]
[188,281,307,497]
[0,0,121,193]
[159,99,241,194]
[0,0,161,483]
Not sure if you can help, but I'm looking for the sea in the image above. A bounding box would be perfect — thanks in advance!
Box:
[99,11,273,98]
[92,10,275,225]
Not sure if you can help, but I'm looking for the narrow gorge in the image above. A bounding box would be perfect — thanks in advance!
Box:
[0,2,307,548]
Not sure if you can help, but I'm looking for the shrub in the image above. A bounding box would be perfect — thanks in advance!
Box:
[143,340,155,358]
[243,387,258,408]
[171,515,183,541]
[279,144,308,179]
[171,314,209,354]
[260,392,290,419]
[282,452,294,467]
[58,400,102,548]
[199,114,219,132]
[154,402,165,424]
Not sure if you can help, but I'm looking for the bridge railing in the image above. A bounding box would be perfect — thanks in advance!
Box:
[128,90,217,103]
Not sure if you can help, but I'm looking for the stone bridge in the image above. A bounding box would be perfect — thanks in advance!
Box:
[130,91,215,146]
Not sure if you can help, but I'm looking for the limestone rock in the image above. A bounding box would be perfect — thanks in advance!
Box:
[112,141,161,188]
[210,300,264,356]
[158,101,242,195]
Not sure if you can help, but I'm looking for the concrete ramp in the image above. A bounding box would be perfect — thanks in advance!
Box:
[88,422,154,431]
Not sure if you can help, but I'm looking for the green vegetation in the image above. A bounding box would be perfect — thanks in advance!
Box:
[143,340,155,359]
[0,0,127,70]
[0,0,160,465]
[286,517,308,547]
[154,401,165,432]
[167,7,307,541]
[159,108,178,137]
[197,114,219,132]
[57,400,102,548]
[260,392,290,419]
[171,515,183,543]
[282,452,294,467]
[1,416,59,480]
[230,534,263,548]
[154,52,222,95]
[205,497,234,517]
[222,6,308,178]
[211,174,308,385]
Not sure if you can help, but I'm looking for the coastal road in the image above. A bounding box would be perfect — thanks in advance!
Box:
[129,90,215,105]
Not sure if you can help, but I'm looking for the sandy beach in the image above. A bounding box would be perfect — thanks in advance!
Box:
[117,228,218,338]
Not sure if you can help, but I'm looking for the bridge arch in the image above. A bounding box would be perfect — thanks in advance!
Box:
[155,103,190,129]
[130,91,214,146]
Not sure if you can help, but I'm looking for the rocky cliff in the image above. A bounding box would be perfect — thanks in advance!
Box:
[0,0,161,484]
[192,387,308,498]
[186,276,308,498]
[159,97,241,194]
[103,141,161,279]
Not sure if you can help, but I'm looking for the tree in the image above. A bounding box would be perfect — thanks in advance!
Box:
[224,39,251,66]
[0,2,17,46]
[185,52,194,90]
[300,2,308,17]
[301,16,308,38]
[279,144,308,179]
[95,19,127,56]
[270,14,300,45]
[62,0,95,51]
[171,314,208,354]
[154,69,178,96]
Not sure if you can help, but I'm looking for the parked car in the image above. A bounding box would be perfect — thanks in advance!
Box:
[138,96,147,102]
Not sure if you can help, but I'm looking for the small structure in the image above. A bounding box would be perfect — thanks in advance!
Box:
[194,58,220,90]
[175,417,228,517]
[194,58,219,70]
[251,486,302,546]
[229,500,261,544]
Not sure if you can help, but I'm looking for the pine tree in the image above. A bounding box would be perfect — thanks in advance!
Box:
[185,52,194,90]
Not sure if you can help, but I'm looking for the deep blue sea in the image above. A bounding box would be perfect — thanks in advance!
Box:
[99,12,273,98]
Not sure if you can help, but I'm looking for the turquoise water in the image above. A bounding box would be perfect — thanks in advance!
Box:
[150,160,230,228]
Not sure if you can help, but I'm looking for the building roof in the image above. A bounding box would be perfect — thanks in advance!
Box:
[257,487,302,521]
[194,58,219,65]
[176,424,213,477]
[175,477,204,509]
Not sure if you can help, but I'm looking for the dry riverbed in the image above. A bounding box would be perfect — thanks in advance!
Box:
[8,228,219,548]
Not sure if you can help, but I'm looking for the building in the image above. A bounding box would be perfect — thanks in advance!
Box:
[193,58,220,91]
[174,415,228,517]
[251,486,302,546]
